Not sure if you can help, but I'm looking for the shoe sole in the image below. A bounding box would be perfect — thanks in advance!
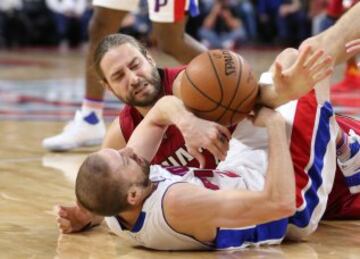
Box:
[44,138,103,152]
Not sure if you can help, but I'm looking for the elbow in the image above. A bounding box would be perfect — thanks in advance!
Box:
[275,200,296,218]
[267,192,296,218]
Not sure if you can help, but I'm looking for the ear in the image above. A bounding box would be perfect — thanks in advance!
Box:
[99,79,111,91]
[127,186,142,206]
[144,51,156,66]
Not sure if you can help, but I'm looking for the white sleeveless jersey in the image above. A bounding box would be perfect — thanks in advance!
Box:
[105,123,287,251]
[106,87,338,250]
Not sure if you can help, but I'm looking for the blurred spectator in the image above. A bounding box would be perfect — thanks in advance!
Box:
[186,0,213,40]
[257,0,310,46]
[46,0,92,49]
[0,0,25,47]
[257,0,281,43]
[308,0,328,35]
[232,0,257,42]
[198,0,247,49]
[21,0,57,46]
[318,0,358,32]
[276,0,311,46]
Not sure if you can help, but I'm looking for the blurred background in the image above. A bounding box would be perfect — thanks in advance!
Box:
[0,0,358,123]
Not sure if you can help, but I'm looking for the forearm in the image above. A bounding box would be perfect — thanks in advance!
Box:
[264,114,295,210]
[147,96,196,127]
[213,112,295,228]
[127,96,195,161]
[203,13,218,29]
[225,17,241,29]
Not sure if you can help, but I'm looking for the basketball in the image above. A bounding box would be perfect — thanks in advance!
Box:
[180,50,259,126]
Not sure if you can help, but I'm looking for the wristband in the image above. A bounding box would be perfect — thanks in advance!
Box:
[259,72,274,86]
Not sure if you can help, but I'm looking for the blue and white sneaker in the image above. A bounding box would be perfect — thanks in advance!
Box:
[42,110,105,152]
[337,130,360,193]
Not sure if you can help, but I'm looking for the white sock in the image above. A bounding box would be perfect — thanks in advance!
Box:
[80,98,104,124]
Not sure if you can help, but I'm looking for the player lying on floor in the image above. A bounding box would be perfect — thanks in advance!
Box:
[56,49,360,249]
[56,4,360,250]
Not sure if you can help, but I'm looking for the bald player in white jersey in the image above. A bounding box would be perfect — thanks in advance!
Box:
[63,59,356,250]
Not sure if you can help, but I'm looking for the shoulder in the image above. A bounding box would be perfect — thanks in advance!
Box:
[102,116,126,149]
[162,183,221,240]
[161,66,186,96]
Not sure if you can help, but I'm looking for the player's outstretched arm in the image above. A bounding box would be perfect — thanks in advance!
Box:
[258,46,333,108]
[163,108,295,241]
[127,96,231,168]
[101,117,127,150]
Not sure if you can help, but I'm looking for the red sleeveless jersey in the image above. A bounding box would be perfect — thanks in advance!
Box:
[119,66,219,168]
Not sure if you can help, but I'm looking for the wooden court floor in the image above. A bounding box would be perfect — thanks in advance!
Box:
[0,47,360,259]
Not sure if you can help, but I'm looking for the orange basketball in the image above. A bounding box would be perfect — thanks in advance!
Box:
[180,50,259,126]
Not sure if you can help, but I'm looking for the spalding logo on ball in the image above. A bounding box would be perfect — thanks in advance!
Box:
[180,50,259,126]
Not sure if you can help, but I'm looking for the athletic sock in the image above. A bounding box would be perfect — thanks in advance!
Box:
[81,98,104,124]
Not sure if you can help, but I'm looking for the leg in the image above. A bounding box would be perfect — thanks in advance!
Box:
[221,28,247,47]
[270,48,338,238]
[85,6,128,100]
[148,0,207,64]
[152,20,206,64]
[300,2,360,65]
[283,76,338,240]
[42,3,133,152]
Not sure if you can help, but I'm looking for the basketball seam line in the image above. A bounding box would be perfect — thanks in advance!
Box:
[216,52,243,123]
[184,69,220,112]
[230,81,259,123]
[184,54,245,113]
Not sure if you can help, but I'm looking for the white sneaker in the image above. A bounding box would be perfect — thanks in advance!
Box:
[337,130,360,193]
[42,110,106,152]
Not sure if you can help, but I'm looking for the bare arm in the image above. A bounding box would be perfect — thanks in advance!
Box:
[127,96,231,168]
[203,3,221,29]
[101,117,127,149]
[164,108,295,241]
[221,9,241,29]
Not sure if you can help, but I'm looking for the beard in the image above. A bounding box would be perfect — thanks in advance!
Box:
[139,158,151,187]
[125,67,162,107]
[131,152,151,188]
